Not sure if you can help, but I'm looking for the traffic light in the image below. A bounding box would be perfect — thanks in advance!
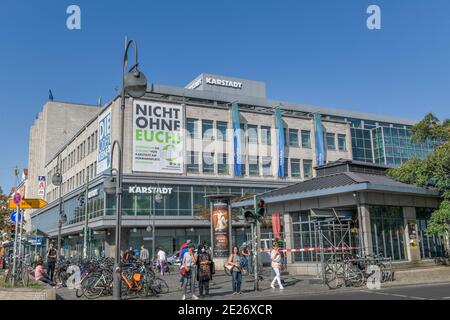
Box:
[78,193,85,207]
[242,207,256,223]
[256,199,265,217]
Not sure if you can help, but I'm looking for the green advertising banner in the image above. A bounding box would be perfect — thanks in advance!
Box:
[133,100,184,173]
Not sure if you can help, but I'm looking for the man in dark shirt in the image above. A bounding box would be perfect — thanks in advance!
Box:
[46,243,57,282]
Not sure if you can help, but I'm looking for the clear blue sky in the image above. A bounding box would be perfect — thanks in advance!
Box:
[0,0,449,192]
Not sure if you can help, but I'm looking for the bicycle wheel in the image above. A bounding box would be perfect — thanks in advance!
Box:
[121,278,130,297]
[324,263,344,290]
[346,266,365,287]
[76,276,89,298]
[151,277,169,294]
[84,275,105,299]
[22,268,30,287]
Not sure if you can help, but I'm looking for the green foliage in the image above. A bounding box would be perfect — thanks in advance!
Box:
[0,190,13,241]
[388,113,450,238]
[411,113,450,143]
[426,200,450,237]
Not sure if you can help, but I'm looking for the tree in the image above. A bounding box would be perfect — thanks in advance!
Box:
[0,188,13,241]
[387,113,450,244]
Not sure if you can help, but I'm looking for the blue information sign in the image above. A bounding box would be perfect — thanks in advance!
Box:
[10,211,22,222]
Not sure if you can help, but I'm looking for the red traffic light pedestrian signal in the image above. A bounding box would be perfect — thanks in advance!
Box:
[256,199,265,217]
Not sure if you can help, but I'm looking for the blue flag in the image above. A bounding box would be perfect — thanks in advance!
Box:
[48,89,54,101]
[314,113,325,166]
[275,106,285,177]
[232,102,242,176]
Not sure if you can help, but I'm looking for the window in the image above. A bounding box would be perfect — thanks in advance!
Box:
[217,121,228,141]
[291,159,301,178]
[247,125,258,144]
[303,160,313,178]
[301,130,311,148]
[203,152,215,173]
[289,129,299,147]
[261,126,271,145]
[187,118,199,139]
[262,157,272,176]
[283,158,289,177]
[202,120,214,140]
[94,131,98,150]
[249,156,259,176]
[87,137,91,154]
[338,134,347,151]
[218,153,228,174]
[326,133,336,150]
[187,151,199,173]
[283,128,288,146]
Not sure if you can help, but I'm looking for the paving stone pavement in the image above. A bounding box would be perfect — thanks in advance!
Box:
[52,265,450,300]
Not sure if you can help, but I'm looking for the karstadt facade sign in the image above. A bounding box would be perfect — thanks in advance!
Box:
[205,77,243,89]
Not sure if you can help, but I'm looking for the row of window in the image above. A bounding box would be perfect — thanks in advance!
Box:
[47,162,97,202]
[61,131,98,174]
[186,152,313,179]
[187,118,348,153]
[187,118,313,148]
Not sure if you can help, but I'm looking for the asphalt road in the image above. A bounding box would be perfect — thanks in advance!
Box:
[267,282,450,300]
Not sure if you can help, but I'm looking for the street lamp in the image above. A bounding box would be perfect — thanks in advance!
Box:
[52,155,64,258]
[105,39,147,301]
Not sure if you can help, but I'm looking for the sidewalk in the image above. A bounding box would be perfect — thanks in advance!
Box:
[55,265,450,300]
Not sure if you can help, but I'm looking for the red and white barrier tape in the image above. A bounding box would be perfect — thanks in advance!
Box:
[260,246,359,253]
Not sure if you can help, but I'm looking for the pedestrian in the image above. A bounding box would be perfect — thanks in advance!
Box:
[270,242,284,289]
[0,242,5,270]
[34,258,55,286]
[240,243,250,274]
[227,245,243,295]
[139,244,149,263]
[181,244,199,300]
[196,244,213,298]
[179,239,191,288]
[33,253,41,269]
[157,247,167,276]
[46,243,57,282]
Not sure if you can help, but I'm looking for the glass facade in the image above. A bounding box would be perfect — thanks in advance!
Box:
[370,206,406,260]
[350,120,435,167]
[416,208,445,259]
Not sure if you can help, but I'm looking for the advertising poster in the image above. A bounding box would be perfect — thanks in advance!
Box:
[133,100,184,173]
[38,176,46,197]
[97,107,112,175]
[212,201,229,257]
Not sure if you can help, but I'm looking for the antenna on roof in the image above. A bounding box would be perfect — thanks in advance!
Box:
[48,89,54,101]
[98,97,102,106]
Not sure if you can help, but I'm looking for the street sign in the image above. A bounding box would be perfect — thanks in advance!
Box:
[29,237,43,245]
[13,193,22,205]
[9,198,48,209]
[10,211,22,223]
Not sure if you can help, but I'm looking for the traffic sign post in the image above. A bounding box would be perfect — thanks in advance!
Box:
[9,198,48,209]
[11,192,21,287]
